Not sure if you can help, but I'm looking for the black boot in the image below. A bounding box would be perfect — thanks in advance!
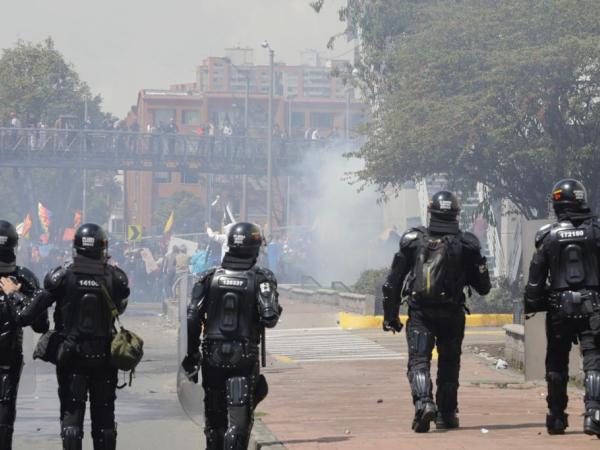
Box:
[435,411,459,430]
[435,382,459,429]
[584,409,600,438]
[546,411,568,435]
[0,424,13,450]
[412,400,437,433]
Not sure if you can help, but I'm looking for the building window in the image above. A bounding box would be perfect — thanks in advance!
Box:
[181,170,200,184]
[154,172,172,183]
[310,112,334,129]
[182,110,201,125]
[291,112,305,128]
[153,109,175,126]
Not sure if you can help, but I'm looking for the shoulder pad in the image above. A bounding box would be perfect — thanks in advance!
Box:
[197,267,216,283]
[16,266,40,290]
[256,267,277,282]
[535,223,552,247]
[111,266,129,287]
[461,232,481,251]
[400,227,424,248]
[44,266,67,290]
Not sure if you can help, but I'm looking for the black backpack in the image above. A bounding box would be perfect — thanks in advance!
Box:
[407,231,463,303]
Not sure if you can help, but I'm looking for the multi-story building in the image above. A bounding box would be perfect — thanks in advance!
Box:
[126,48,366,234]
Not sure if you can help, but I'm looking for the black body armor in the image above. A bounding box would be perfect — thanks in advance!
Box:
[547,222,600,291]
[0,266,47,353]
[204,268,259,342]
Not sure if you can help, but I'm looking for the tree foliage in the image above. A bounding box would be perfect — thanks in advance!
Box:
[316,0,600,218]
[154,191,206,235]
[0,38,104,126]
[0,39,115,238]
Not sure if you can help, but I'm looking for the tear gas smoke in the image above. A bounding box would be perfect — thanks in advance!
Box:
[296,143,395,286]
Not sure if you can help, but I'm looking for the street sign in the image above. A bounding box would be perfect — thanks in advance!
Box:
[127,224,142,242]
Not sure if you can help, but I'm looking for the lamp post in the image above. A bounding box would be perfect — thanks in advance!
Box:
[261,40,275,236]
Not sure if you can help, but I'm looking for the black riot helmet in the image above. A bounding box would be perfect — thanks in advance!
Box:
[428,191,461,219]
[0,220,18,263]
[73,223,108,259]
[551,179,588,215]
[227,222,263,258]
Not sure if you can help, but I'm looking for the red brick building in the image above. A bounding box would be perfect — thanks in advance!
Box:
[126,48,366,233]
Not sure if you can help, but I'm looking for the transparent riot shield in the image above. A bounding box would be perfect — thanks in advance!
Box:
[176,274,205,426]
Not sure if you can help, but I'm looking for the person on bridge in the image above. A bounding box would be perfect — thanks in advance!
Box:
[382,191,491,433]
[524,179,600,437]
[181,222,282,450]
[2,223,130,450]
[0,220,49,450]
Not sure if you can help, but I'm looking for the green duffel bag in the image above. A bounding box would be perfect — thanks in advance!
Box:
[98,279,144,386]
[111,325,144,372]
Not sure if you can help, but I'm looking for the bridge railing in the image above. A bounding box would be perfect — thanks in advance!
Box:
[0,127,328,169]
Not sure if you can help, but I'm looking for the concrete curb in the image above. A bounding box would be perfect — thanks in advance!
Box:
[250,418,286,450]
[338,312,514,329]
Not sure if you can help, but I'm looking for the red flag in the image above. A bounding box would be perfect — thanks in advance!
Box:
[74,211,82,229]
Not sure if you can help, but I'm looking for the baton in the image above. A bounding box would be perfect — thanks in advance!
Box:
[260,326,266,368]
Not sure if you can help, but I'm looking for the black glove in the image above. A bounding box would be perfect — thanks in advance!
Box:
[181,352,201,384]
[382,318,403,333]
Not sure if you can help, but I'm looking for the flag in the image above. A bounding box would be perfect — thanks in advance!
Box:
[16,214,32,238]
[74,211,82,229]
[38,202,52,233]
[163,211,174,234]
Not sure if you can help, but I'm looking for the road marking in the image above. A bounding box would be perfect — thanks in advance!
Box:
[267,327,403,363]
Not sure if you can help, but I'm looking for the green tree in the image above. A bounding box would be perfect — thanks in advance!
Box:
[154,191,206,235]
[0,37,103,126]
[0,38,114,237]
[315,0,600,218]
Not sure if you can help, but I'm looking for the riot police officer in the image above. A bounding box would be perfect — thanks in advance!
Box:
[181,222,281,450]
[382,191,491,433]
[4,223,129,450]
[524,179,600,437]
[0,220,48,449]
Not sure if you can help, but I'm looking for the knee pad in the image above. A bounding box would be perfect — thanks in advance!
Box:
[585,371,600,404]
[409,370,432,401]
[0,373,17,403]
[92,426,117,450]
[408,329,435,357]
[61,426,83,450]
[253,374,268,408]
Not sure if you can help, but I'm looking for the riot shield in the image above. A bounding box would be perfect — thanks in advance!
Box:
[176,274,205,426]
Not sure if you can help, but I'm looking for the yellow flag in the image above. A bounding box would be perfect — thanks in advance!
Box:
[163,211,174,234]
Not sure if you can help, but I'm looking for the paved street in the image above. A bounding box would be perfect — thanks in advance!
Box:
[11,298,600,449]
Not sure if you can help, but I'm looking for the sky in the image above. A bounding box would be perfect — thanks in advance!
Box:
[0,0,353,116]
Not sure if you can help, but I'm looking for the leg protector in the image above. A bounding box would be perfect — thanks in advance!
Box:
[91,426,117,450]
[584,371,600,437]
[408,370,436,433]
[61,426,83,450]
[0,424,13,450]
[223,377,253,450]
[0,372,17,403]
[253,374,268,409]
[204,426,226,450]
